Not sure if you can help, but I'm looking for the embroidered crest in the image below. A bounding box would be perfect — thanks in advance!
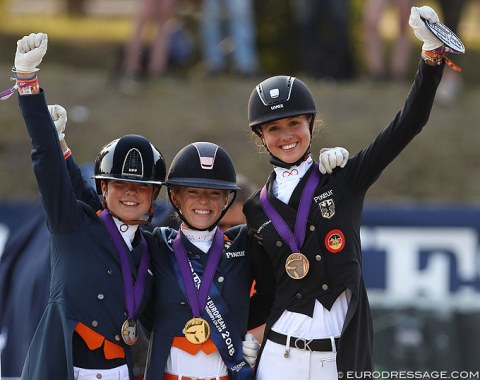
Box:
[319,198,335,219]
[325,229,345,254]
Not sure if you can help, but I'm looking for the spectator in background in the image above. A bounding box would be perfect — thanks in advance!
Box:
[199,0,260,77]
[120,0,177,93]
[65,0,88,16]
[363,0,414,82]
[293,0,355,80]
[435,0,468,105]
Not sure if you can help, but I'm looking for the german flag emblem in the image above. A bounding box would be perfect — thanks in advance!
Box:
[325,229,345,254]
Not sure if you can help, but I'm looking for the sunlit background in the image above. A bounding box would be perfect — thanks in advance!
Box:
[1,0,480,378]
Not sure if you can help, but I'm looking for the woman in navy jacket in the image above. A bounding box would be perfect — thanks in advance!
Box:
[144,142,259,380]
[14,33,166,380]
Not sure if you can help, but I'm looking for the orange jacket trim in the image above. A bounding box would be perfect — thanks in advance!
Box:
[75,322,125,359]
[171,336,217,355]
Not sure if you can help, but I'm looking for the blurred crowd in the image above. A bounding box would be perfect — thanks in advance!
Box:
[4,0,471,96]
[109,0,469,104]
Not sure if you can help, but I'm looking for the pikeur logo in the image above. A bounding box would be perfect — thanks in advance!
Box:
[226,251,245,258]
[271,104,284,110]
[314,190,333,203]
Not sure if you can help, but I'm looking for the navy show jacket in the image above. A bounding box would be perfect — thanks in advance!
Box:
[144,226,253,379]
[18,92,153,380]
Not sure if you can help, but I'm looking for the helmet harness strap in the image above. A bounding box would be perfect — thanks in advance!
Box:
[260,116,314,169]
[102,187,155,227]
[168,188,237,232]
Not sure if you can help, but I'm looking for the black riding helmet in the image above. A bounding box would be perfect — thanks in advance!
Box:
[166,142,239,231]
[248,75,317,168]
[93,134,166,223]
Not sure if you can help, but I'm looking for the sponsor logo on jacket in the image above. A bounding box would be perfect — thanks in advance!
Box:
[226,251,245,258]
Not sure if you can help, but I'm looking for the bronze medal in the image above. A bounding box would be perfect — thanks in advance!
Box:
[183,317,210,344]
[285,253,309,279]
[121,318,138,345]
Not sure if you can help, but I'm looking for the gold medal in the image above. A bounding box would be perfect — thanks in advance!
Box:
[285,253,309,279]
[121,318,138,345]
[183,317,210,344]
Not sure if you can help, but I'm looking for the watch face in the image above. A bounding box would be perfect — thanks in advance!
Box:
[423,19,466,54]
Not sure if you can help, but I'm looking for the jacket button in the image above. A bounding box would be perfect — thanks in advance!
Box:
[310,225,316,231]
[295,293,302,299]
[322,284,329,291]
[107,269,113,275]
[276,241,282,247]
[218,276,224,283]
[97,294,104,300]
[92,320,98,327]
[180,301,186,305]
[115,335,121,341]
[315,255,322,261]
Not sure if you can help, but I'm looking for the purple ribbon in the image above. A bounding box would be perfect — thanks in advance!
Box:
[100,210,149,319]
[172,228,224,317]
[260,163,320,253]
[0,85,17,101]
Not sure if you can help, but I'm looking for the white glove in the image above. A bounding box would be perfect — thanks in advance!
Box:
[48,104,67,141]
[319,147,349,174]
[14,33,48,73]
[409,6,443,51]
[242,333,260,368]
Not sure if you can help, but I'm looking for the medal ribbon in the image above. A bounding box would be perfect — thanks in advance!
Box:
[201,265,252,380]
[260,163,320,253]
[100,209,149,319]
[172,228,224,317]
[169,230,252,380]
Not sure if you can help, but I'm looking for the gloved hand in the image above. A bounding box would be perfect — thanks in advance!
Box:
[319,147,349,174]
[14,33,48,73]
[242,333,260,368]
[409,6,443,51]
[48,104,67,141]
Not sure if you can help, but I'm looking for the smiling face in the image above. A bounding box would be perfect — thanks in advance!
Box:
[171,187,229,230]
[260,114,312,165]
[102,180,154,222]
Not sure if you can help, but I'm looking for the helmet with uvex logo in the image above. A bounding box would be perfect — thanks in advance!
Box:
[248,75,317,136]
[93,134,166,195]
